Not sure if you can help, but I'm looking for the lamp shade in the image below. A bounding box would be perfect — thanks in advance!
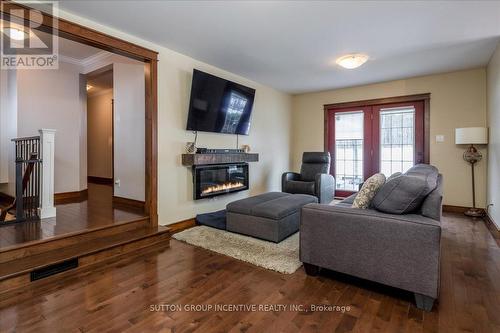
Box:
[455,127,488,145]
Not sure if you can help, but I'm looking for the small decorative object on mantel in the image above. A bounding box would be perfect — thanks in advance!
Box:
[241,144,251,153]
[185,131,198,154]
[455,127,488,217]
[185,142,196,154]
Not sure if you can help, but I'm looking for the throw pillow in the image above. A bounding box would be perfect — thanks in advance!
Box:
[372,165,439,214]
[352,173,386,209]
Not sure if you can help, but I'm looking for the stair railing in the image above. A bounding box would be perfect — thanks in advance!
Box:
[12,136,42,222]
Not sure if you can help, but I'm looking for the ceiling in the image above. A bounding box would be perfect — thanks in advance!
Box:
[58,36,103,61]
[59,1,500,94]
[28,27,105,61]
[0,19,104,61]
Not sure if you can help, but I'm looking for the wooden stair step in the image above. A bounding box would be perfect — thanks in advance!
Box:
[0,225,170,281]
[0,217,149,263]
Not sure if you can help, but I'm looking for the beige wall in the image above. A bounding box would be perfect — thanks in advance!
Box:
[87,89,113,179]
[0,69,17,196]
[157,48,291,224]
[487,42,500,227]
[17,62,87,194]
[113,62,146,202]
[59,10,293,225]
[292,69,488,208]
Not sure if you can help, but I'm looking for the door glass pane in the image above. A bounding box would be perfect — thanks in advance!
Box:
[380,107,415,177]
[335,112,363,191]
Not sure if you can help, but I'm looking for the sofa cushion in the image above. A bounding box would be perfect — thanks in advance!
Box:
[387,172,402,182]
[421,174,443,221]
[352,173,386,209]
[340,193,357,205]
[372,164,439,214]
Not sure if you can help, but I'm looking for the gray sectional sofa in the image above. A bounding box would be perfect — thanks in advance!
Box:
[300,164,443,311]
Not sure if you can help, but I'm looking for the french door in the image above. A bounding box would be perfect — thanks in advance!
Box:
[326,99,426,197]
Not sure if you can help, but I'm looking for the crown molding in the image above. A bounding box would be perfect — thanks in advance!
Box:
[58,55,83,66]
[58,51,113,70]
[81,51,113,68]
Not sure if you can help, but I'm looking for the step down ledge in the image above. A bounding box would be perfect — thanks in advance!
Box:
[0,226,170,281]
[0,217,150,264]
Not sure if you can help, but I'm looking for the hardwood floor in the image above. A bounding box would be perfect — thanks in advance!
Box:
[1,212,499,332]
[0,184,146,249]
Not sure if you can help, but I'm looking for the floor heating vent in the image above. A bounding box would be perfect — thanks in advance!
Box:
[30,258,79,281]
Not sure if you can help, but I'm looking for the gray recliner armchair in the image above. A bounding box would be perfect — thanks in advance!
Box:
[282,152,335,204]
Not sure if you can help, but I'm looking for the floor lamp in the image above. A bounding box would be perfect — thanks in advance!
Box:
[455,127,488,217]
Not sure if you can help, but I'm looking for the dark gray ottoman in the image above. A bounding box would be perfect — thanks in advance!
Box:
[226,192,318,243]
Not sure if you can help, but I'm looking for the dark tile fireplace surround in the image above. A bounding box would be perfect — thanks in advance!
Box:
[193,163,249,200]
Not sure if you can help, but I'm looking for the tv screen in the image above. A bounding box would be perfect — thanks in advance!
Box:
[186,69,256,135]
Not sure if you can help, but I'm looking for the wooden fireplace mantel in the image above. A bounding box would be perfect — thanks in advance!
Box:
[181,153,259,166]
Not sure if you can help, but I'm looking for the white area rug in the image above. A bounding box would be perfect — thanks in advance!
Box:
[173,226,302,274]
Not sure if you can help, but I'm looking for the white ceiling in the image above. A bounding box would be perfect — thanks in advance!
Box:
[32,28,105,61]
[59,1,500,94]
[0,19,104,61]
[58,36,103,61]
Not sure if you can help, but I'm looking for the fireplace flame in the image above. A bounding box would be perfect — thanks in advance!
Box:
[202,181,245,195]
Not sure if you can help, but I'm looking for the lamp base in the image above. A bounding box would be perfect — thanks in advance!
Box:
[464,208,485,218]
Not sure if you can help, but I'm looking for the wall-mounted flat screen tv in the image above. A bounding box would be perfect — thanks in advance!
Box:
[186,69,256,135]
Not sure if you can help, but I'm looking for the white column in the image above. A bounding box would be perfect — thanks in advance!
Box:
[39,129,56,219]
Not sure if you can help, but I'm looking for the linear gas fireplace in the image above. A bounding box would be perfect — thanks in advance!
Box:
[193,163,249,200]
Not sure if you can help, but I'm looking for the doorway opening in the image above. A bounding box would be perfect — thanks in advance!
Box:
[86,66,114,189]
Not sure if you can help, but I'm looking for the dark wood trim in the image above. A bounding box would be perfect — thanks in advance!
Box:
[112,196,145,211]
[111,98,115,194]
[323,107,329,152]
[168,218,196,234]
[324,93,431,166]
[484,213,500,240]
[442,205,486,214]
[423,98,431,165]
[144,60,158,226]
[87,176,113,185]
[442,205,470,214]
[54,189,88,205]
[1,2,158,228]
[323,93,431,110]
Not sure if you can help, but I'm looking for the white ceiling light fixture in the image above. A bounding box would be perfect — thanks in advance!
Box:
[86,84,93,91]
[335,54,369,69]
[2,27,29,41]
